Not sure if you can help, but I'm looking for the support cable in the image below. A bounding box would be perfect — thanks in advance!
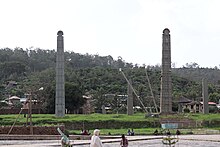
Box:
[119,68,149,114]
[145,69,159,114]
[8,108,23,135]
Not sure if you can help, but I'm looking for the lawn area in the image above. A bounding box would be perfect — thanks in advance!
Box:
[69,128,159,135]
[69,127,220,135]
[0,113,220,127]
[0,113,158,126]
[1,113,220,135]
[159,113,220,121]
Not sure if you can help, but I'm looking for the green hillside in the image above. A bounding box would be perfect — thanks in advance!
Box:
[0,48,220,114]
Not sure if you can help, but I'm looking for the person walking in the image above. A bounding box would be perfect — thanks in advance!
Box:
[90,129,103,147]
[120,134,128,147]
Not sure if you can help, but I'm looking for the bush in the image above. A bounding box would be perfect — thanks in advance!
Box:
[186,131,193,134]
[183,108,190,113]
[209,106,218,113]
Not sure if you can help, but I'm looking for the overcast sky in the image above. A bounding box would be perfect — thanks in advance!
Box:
[1,0,220,68]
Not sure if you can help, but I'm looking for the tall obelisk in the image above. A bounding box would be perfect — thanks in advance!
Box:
[55,30,65,117]
[160,28,172,114]
[202,78,209,114]
[127,79,134,115]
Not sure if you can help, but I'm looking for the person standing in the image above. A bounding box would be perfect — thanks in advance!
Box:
[120,134,128,147]
[90,129,103,147]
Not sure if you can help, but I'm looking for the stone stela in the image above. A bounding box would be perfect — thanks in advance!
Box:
[55,30,65,117]
[160,28,172,114]
[202,78,209,114]
[127,79,134,115]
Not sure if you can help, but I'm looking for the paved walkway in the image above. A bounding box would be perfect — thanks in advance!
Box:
[0,135,220,147]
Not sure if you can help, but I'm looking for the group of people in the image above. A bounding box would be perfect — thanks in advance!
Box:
[60,128,128,147]
[81,129,91,135]
[127,128,135,136]
[61,128,182,146]
[153,129,181,136]
[90,129,128,147]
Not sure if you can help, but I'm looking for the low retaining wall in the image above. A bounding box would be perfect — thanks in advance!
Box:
[0,135,119,140]
[0,109,42,114]
[202,120,220,127]
[0,126,65,135]
[65,120,160,130]
[160,118,198,128]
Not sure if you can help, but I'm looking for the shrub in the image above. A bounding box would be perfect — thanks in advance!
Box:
[183,108,190,113]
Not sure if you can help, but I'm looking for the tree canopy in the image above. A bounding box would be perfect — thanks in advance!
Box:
[0,48,220,113]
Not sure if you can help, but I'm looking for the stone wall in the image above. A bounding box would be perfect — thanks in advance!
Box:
[65,120,160,130]
[0,126,64,135]
[160,118,198,128]
[0,109,42,114]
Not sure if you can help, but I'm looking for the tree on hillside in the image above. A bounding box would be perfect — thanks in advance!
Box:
[0,48,13,62]
[43,84,55,113]
[43,82,85,114]
[183,62,200,68]
[65,82,85,113]
[93,88,107,112]
[209,92,220,103]
[0,61,26,79]
[110,93,122,113]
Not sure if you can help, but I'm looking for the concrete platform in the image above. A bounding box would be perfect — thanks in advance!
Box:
[0,135,220,147]
[0,135,162,146]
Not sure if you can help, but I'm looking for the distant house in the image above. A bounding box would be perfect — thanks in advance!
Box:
[217,103,220,109]
[81,95,94,114]
[177,97,192,112]
[8,96,20,105]
[5,81,17,89]
[20,97,27,104]
[181,99,217,113]
[0,100,9,109]
[72,95,94,114]
[200,101,218,113]
[182,101,202,113]
[22,94,43,114]
[0,96,22,109]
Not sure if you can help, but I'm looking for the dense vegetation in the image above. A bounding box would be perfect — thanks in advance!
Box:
[0,48,220,113]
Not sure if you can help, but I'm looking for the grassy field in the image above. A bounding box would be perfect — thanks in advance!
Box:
[158,113,220,121]
[0,113,158,126]
[0,113,220,125]
[69,128,159,135]
[0,113,220,122]
[69,127,220,135]
[0,113,220,135]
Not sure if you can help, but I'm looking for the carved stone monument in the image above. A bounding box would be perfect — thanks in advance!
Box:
[202,78,209,114]
[127,79,134,115]
[101,105,106,114]
[55,30,65,117]
[160,28,172,114]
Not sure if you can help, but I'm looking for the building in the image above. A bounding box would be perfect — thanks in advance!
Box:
[181,100,218,113]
